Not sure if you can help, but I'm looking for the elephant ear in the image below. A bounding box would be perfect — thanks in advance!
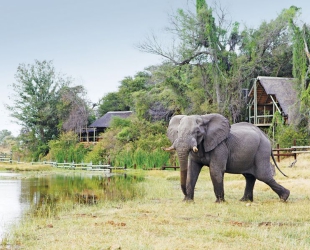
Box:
[167,115,186,143]
[201,113,230,152]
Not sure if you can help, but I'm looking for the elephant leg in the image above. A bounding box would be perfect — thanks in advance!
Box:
[209,144,227,203]
[265,179,290,201]
[180,169,187,197]
[240,174,256,202]
[209,167,225,203]
[184,161,202,201]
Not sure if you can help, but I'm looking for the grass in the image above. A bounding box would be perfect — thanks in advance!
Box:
[2,155,310,249]
[0,162,54,172]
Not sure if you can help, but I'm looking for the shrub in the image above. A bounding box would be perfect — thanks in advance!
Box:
[83,141,108,165]
[270,112,309,147]
[48,132,89,163]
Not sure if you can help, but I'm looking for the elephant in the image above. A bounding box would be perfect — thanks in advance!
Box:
[163,113,290,202]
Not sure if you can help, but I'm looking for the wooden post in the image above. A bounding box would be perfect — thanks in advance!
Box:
[272,102,275,141]
[254,79,257,124]
[293,139,297,161]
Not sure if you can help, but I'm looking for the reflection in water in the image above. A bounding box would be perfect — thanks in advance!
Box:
[29,174,145,216]
[0,172,144,240]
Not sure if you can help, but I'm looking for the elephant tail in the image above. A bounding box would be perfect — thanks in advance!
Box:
[271,151,288,177]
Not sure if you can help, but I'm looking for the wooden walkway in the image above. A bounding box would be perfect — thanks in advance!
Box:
[50,162,126,172]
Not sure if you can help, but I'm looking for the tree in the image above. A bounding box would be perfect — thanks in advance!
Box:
[7,60,73,158]
[98,92,128,117]
[290,21,310,130]
[0,129,14,148]
[59,85,90,133]
[118,71,151,108]
[137,2,299,122]
[137,2,235,108]
[0,130,12,143]
[98,71,152,117]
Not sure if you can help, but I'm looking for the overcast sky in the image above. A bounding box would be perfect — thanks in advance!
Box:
[1,0,310,135]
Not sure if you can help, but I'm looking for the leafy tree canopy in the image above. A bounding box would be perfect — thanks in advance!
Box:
[7,60,89,159]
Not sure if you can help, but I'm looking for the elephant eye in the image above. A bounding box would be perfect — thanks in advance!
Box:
[196,128,203,135]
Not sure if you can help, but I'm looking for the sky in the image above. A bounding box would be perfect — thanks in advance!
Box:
[1,0,310,136]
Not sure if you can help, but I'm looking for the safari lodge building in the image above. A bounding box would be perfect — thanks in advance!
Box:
[80,111,132,142]
[247,76,298,134]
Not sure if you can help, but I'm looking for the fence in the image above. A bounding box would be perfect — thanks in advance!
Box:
[51,161,127,172]
[0,153,12,163]
[272,143,310,163]
[0,156,126,173]
[0,154,176,171]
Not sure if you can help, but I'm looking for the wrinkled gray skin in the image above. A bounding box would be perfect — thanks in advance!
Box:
[163,113,290,202]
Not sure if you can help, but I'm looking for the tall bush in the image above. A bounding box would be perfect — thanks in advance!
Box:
[269,112,309,147]
[48,131,89,162]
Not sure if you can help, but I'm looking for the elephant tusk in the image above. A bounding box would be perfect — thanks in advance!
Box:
[193,146,198,152]
[161,146,175,152]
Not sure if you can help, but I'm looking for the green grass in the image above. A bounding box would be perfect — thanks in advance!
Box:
[2,155,310,249]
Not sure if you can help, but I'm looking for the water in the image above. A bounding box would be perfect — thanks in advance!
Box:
[0,174,26,241]
[0,172,144,241]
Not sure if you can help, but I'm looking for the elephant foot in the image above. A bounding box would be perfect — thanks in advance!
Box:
[240,195,253,202]
[279,189,290,202]
[215,198,225,203]
[183,196,194,202]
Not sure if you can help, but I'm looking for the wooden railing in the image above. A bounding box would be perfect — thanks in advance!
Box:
[272,144,310,163]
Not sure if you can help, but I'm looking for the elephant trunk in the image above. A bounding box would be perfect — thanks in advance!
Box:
[176,148,189,197]
[166,137,198,197]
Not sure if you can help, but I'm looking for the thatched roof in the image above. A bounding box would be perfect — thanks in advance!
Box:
[89,111,133,128]
[248,76,298,122]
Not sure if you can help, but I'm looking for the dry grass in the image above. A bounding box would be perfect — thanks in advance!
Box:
[3,155,310,250]
[0,162,53,172]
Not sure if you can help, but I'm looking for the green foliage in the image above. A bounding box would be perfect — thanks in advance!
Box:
[112,117,139,142]
[118,71,152,109]
[291,23,310,124]
[138,2,299,121]
[97,71,153,118]
[113,148,170,169]
[240,6,298,77]
[113,149,134,168]
[133,148,170,169]
[110,116,131,128]
[98,92,129,117]
[8,61,67,143]
[6,60,88,159]
[196,0,207,14]
[276,125,309,147]
[269,112,309,147]
[82,115,171,168]
[116,127,137,142]
[33,144,50,161]
[83,141,107,164]
[48,131,89,162]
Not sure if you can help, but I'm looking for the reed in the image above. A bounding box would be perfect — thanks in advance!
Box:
[112,148,170,169]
